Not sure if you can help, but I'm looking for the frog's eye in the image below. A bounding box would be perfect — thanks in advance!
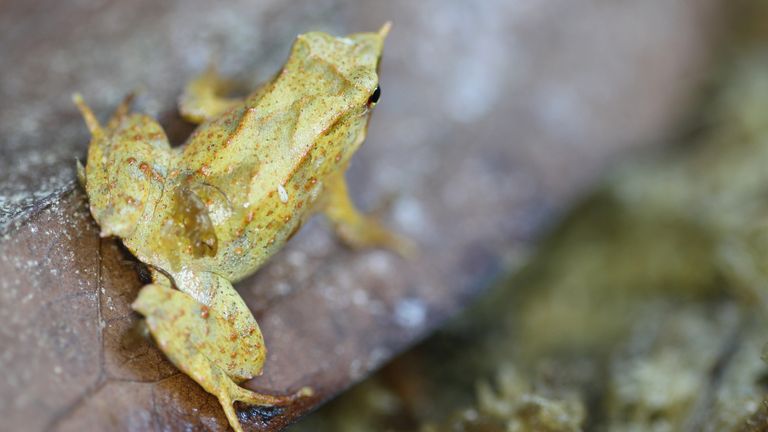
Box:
[367,85,381,107]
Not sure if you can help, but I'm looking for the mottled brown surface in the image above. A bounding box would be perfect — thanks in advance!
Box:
[0,1,722,430]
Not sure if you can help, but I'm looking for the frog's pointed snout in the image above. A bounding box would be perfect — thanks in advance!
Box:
[378,21,392,39]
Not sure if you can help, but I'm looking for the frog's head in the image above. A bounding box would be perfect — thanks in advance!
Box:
[290,22,389,104]
[248,24,390,162]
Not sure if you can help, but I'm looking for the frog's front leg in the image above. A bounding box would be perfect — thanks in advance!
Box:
[132,273,310,432]
[179,66,242,124]
[321,171,415,257]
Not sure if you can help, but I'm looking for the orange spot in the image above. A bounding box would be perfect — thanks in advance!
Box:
[234,247,243,255]
[230,332,238,341]
[126,157,137,165]
[200,305,210,319]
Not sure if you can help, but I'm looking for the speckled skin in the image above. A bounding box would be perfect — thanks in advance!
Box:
[75,24,408,432]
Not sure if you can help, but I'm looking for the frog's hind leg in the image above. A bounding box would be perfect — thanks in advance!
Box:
[132,276,311,432]
[179,65,242,124]
[320,171,416,257]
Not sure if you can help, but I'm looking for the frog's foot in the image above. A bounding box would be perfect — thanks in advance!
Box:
[215,370,313,432]
[332,211,416,258]
[179,65,242,124]
[321,172,417,258]
[132,281,312,432]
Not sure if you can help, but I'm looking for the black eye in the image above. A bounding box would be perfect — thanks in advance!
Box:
[368,85,381,106]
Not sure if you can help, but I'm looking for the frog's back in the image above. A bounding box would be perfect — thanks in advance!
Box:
[178,31,380,191]
[154,30,385,279]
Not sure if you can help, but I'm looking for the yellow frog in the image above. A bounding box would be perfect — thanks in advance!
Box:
[74,23,409,431]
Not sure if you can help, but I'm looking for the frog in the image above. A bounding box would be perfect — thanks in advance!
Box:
[73,22,411,431]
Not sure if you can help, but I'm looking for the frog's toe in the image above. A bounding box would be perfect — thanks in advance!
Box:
[230,383,314,406]
[378,229,419,259]
[107,92,136,126]
[72,93,102,135]
[337,220,418,259]
[215,392,243,432]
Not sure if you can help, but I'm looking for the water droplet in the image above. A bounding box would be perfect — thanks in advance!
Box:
[277,184,289,203]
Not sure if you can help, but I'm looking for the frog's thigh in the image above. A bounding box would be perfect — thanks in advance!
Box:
[178,66,242,124]
[321,171,415,257]
[132,283,309,432]
[186,272,267,380]
[138,273,265,381]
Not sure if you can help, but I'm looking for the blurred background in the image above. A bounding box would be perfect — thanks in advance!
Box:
[292,1,768,431]
[2,0,767,431]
